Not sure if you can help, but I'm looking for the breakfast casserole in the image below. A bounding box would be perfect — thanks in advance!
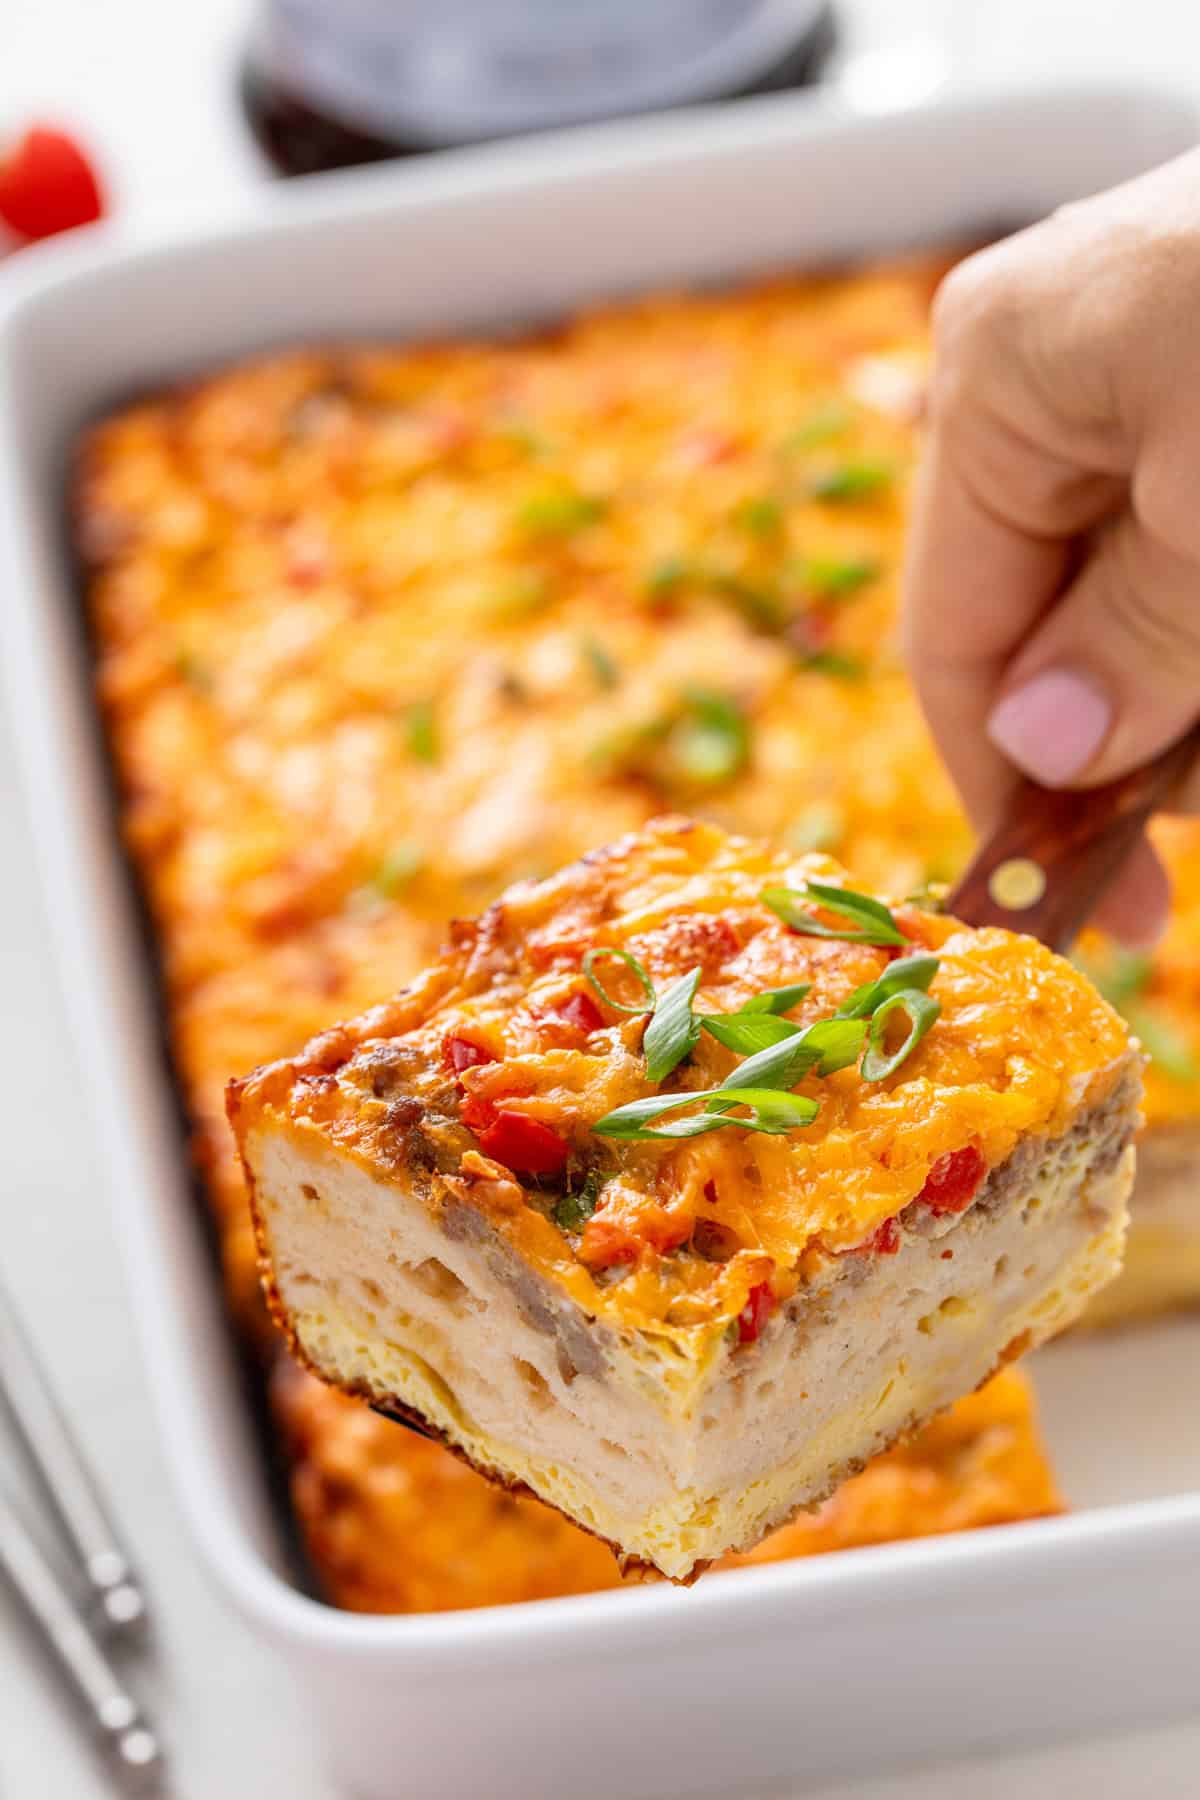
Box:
[273,1362,1060,1613]
[76,256,1200,1606]
[230,818,1137,1579]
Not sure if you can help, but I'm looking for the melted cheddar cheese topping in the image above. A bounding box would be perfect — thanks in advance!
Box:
[242,819,1129,1331]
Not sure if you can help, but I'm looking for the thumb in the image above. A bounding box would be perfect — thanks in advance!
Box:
[985,508,1200,792]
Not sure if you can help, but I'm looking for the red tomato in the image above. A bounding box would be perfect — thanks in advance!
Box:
[477,1110,570,1176]
[0,127,104,241]
[918,1145,986,1215]
[553,991,604,1036]
[737,1280,775,1344]
[442,1033,496,1076]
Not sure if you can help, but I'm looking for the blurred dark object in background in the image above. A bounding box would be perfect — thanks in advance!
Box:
[243,0,837,175]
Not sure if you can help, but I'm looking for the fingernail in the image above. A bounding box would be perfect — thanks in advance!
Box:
[987,669,1111,786]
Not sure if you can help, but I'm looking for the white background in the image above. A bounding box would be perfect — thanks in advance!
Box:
[3,2,1200,1795]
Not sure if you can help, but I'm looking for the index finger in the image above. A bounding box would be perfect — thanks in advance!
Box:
[902,416,1078,834]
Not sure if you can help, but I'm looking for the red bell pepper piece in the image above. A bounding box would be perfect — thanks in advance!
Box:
[442,1034,496,1076]
[737,1280,775,1344]
[918,1145,986,1215]
[476,1110,570,1176]
[553,991,604,1036]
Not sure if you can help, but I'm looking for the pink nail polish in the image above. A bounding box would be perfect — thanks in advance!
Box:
[987,669,1111,786]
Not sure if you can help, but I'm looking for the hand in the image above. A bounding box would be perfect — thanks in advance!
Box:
[903,150,1200,943]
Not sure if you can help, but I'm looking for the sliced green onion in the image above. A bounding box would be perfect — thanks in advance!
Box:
[738,982,812,1015]
[809,460,894,503]
[763,880,907,948]
[706,1014,866,1093]
[709,1015,865,1091]
[489,567,555,620]
[587,714,671,778]
[700,1012,802,1056]
[783,402,853,450]
[594,1085,819,1142]
[594,1089,719,1138]
[709,1024,812,1091]
[1074,949,1154,1012]
[659,978,812,1054]
[861,990,941,1081]
[593,984,876,1141]
[404,699,438,764]
[788,804,844,854]
[798,650,868,681]
[795,1015,869,1076]
[1123,1004,1200,1083]
[580,636,619,690]
[645,554,693,596]
[371,842,425,898]
[496,421,551,458]
[711,571,787,631]
[643,556,785,630]
[554,1170,604,1232]
[733,495,783,537]
[836,953,940,1021]
[643,967,702,1083]
[174,649,213,692]
[799,556,881,598]
[706,1088,821,1135]
[583,947,656,1016]
[670,687,750,786]
[516,489,607,536]
[903,878,950,912]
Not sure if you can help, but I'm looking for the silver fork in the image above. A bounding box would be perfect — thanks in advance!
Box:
[0,1277,164,1785]
[0,1485,164,1789]
[0,1275,145,1633]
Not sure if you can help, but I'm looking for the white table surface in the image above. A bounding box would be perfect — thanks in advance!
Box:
[3,1,1200,1795]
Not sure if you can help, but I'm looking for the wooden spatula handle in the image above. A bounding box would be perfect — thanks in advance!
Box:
[947,725,1200,953]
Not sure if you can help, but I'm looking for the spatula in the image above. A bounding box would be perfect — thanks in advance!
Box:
[948,725,1200,951]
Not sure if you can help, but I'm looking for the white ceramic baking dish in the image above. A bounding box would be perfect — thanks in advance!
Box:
[3,80,1200,1800]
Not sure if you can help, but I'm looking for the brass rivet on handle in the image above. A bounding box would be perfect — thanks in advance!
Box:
[987,857,1047,912]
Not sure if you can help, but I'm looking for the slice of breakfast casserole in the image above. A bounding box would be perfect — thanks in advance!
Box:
[229,817,1139,1581]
